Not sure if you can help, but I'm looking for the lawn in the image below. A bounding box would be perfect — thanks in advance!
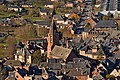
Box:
[22,15,45,21]
[0,43,8,58]
[0,11,17,18]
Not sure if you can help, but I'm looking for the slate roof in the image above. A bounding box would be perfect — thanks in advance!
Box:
[4,60,21,66]
[48,58,64,63]
[114,50,120,59]
[8,71,15,80]
[40,9,49,13]
[17,68,28,77]
[48,63,62,70]
[34,20,51,26]
[96,20,118,28]
[66,62,74,69]
[45,2,53,5]
[8,5,21,8]
[103,57,116,70]
[0,0,3,4]
[34,75,43,80]
[22,2,32,5]
[53,15,63,20]
[74,28,84,34]
[92,73,104,80]
[51,45,72,60]
[61,68,90,77]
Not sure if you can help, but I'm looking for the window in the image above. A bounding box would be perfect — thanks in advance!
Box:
[16,76,18,78]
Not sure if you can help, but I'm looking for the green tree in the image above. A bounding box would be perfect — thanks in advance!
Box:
[32,50,47,64]
[106,74,115,79]
[102,15,109,20]
[91,0,96,5]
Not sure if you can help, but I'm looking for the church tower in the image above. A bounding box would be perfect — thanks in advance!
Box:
[47,19,59,58]
[47,7,59,58]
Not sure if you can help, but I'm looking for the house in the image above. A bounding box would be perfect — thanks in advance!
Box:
[41,69,49,80]
[0,18,13,27]
[21,2,33,8]
[61,58,91,80]
[57,24,68,29]
[110,69,120,77]
[28,38,48,53]
[94,20,118,31]
[92,73,104,80]
[33,20,51,37]
[3,60,22,69]
[15,47,31,64]
[78,3,85,11]
[79,39,106,60]
[50,45,78,62]
[82,31,89,40]
[33,20,51,29]
[39,9,50,16]
[44,2,54,9]
[86,18,97,28]
[102,57,116,71]
[68,13,80,20]
[53,15,65,24]
[8,5,22,12]
[5,71,24,80]
[0,0,4,4]
[24,76,32,80]
[61,68,90,80]
[99,0,120,16]
[76,0,85,3]
[66,1,74,8]
[65,12,73,17]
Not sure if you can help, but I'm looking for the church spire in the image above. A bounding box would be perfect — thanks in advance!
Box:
[52,6,56,17]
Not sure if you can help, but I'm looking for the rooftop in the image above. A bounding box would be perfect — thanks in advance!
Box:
[96,20,118,28]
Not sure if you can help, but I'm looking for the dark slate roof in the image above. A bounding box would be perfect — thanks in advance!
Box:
[66,62,74,69]
[48,58,64,63]
[29,64,42,75]
[17,68,28,77]
[116,59,120,67]
[45,2,53,5]
[4,60,21,66]
[48,63,62,70]
[40,9,49,13]
[96,20,118,28]
[74,28,84,34]
[22,2,32,5]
